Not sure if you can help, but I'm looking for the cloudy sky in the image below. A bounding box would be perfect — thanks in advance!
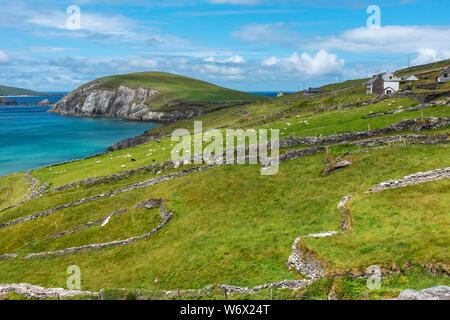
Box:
[0,0,449,92]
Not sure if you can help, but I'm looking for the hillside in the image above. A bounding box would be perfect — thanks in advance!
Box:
[49,72,265,123]
[0,60,449,300]
[0,85,43,96]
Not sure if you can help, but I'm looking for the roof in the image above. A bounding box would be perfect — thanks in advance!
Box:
[401,75,419,81]
[367,72,401,85]
[380,72,401,82]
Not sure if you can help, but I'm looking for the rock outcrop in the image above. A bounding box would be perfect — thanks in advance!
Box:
[322,160,352,175]
[32,98,51,106]
[49,83,200,123]
[0,98,18,106]
[398,286,450,300]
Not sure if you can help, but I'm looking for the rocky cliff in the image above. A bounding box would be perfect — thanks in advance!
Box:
[49,82,200,123]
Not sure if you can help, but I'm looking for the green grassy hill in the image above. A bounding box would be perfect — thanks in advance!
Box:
[0,85,44,96]
[86,72,265,109]
[394,59,450,77]
[0,61,449,300]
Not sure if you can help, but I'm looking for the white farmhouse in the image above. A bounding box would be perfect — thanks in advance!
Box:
[366,72,401,95]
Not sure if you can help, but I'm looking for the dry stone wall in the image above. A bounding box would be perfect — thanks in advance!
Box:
[342,133,449,147]
[0,283,95,299]
[281,117,450,148]
[362,98,449,119]
[0,254,18,261]
[25,208,173,259]
[51,209,127,239]
[367,167,450,193]
[4,117,446,215]
[0,164,218,230]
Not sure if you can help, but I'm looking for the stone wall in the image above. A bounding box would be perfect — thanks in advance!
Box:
[0,283,95,299]
[0,254,18,261]
[51,209,127,239]
[367,167,450,193]
[0,164,218,230]
[279,147,326,161]
[416,83,440,90]
[362,98,449,119]
[337,195,353,232]
[135,198,164,209]
[342,133,449,147]
[25,208,174,259]
[281,117,450,147]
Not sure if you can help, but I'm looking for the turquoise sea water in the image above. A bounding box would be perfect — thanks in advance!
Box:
[0,95,160,177]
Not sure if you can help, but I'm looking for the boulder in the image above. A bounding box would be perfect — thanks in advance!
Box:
[398,286,450,300]
[0,98,18,106]
[33,98,51,106]
[322,160,352,175]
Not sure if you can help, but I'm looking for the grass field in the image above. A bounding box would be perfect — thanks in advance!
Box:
[0,62,449,300]
[0,173,28,210]
[24,95,449,189]
[0,144,448,293]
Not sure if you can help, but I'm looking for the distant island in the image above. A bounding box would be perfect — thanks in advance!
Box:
[0,84,47,96]
[0,97,53,106]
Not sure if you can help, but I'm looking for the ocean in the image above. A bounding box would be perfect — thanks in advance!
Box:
[0,92,281,177]
[249,91,296,97]
[0,95,161,177]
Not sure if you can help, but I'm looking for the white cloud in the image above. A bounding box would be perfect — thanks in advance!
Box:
[263,50,344,77]
[0,50,9,63]
[0,4,193,49]
[261,56,280,66]
[203,55,246,64]
[222,55,246,64]
[232,23,450,66]
[129,58,158,69]
[307,26,450,54]
[412,48,450,65]
[199,64,244,78]
[231,22,301,46]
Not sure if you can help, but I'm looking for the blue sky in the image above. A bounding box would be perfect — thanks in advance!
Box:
[0,0,449,92]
